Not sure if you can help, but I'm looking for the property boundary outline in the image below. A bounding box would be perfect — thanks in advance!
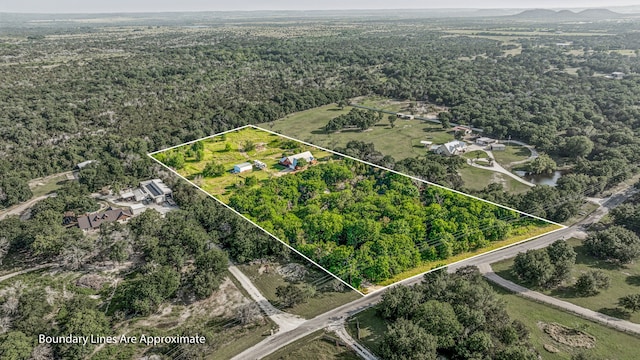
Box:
[148,124,567,297]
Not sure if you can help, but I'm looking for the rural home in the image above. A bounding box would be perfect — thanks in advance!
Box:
[490,143,506,151]
[476,137,496,146]
[433,140,467,156]
[77,208,133,231]
[233,162,253,173]
[280,151,315,169]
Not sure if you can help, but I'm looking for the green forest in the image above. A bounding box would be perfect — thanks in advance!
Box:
[1,11,640,358]
[227,160,547,288]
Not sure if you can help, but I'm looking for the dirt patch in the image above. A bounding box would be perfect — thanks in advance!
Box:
[277,263,308,282]
[543,344,560,353]
[258,263,276,275]
[136,277,263,330]
[539,322,596,349]
[255,142,267,152]
[76,274,111,290]
[490,172,507,187]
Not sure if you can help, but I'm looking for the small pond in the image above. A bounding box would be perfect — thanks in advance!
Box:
[513,170,565,186]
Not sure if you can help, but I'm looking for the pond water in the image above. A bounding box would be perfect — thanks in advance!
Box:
[513,170,565,186]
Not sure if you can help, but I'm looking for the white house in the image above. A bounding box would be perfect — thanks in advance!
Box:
[253,160,267,169]
[233,162,253,173]
[433,140,467,156]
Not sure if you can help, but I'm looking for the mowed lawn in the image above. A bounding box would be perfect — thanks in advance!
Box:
[492,238,640,324]
[156,127,331,202]
[263,330,360,360]
[348,284,640,360]
[261,104,454,160]
[458,164,531,194]
[492,144,532,168]
[263,103,534,194]
[238,263,361,319]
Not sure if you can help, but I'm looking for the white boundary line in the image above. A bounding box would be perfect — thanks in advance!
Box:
[366,225,568,295]
[147,125,566,296]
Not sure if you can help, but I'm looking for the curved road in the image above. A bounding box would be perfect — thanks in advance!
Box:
[481,263,640,336]
[231,184,637,360]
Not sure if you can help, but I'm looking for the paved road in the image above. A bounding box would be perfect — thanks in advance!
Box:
[0,194,56,221]
[231,184,638,359]
[227,264,306,333]
[481,264,640,336]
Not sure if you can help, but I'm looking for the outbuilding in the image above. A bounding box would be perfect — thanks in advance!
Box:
[490,143,506,151]
[476,137,496,146]
[233,162,253,173]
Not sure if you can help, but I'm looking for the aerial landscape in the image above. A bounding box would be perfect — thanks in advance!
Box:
[2,1,640,359]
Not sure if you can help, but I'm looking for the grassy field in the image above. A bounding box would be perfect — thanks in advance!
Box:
[458,163,532,194]
[263,330,360,360]
[263,102,535,194]
[29,173,70,198]
[462,150,491,160]
[238,262,361,319]
[262,104,453,160]
[492,145,532,168]
[354,95,406,113]
[492,238,640,324]
[155,127,331,202]
[493,283,640,360]
[348,284,640,360]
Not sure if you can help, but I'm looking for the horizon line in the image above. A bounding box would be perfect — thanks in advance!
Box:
[0,6,624,15]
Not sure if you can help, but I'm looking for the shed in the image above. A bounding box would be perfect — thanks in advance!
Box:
[129,203,147,215]
[476,137,496,145]
[233,162,253,173]
[490,143,506,151]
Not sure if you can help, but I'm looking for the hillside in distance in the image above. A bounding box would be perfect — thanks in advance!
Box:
[510,8,625,21]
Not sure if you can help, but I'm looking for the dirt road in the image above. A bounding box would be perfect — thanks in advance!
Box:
[227,264,306,333]
[0,194,56,221]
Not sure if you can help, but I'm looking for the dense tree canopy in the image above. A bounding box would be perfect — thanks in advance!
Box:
[228,160,534,287]
[376,267,536,359]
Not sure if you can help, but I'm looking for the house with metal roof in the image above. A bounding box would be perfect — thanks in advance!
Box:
[279,151,314,169]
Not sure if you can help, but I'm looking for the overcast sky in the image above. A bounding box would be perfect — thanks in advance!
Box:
[1,0,637,13]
